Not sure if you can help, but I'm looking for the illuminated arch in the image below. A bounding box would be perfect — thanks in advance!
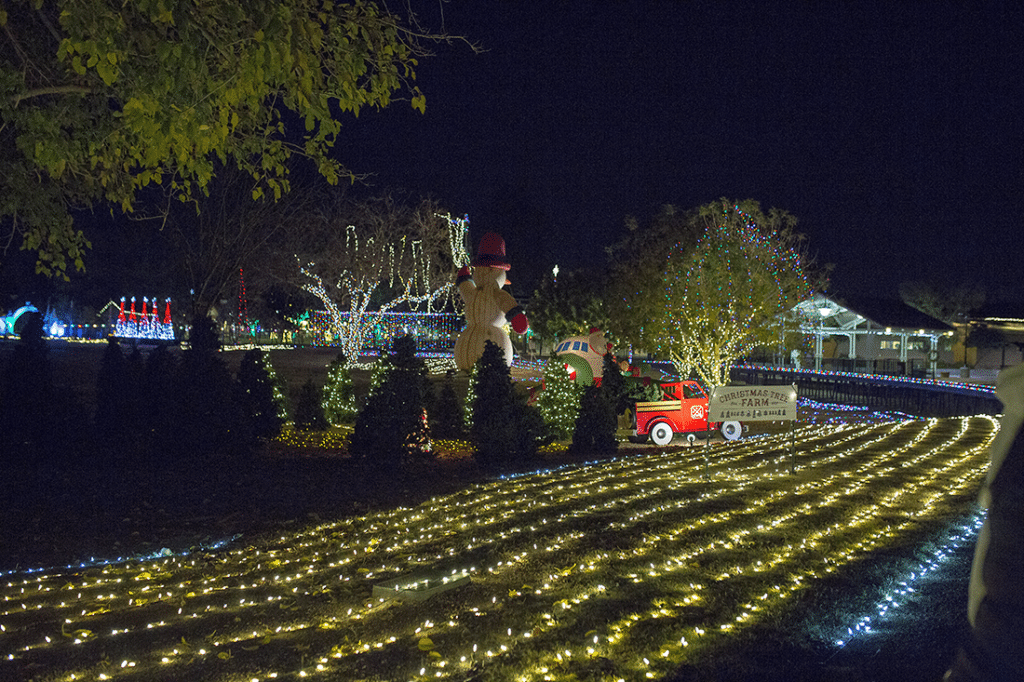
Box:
[0,304,40,336]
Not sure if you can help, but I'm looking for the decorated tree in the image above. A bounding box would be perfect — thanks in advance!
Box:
[349,335,432,468]
[0,0,472,277]
[649,199,815,388]
[536,357,583,441]
[293,379,327,432]
[236,348,284,440]
[322,352,357,426]
[295,198,469,368]
[571,384,618,455]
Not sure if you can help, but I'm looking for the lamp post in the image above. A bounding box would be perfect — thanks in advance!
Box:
[816,305,831,372]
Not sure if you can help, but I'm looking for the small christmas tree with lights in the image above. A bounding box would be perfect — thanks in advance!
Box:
[430,370,465,440]
[536,357,584,441]
[349,335,432,469]
[571,384,618,455]
[323,352,357,425]
[236,348,284,440]
[294,379,328,431]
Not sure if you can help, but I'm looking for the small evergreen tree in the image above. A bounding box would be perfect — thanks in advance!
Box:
[600,352,630,417]
[430,370,465,440]
[536,358,584,441]
[236,348,284,440]
[264,355,290,421]
[471,340,521,468]
[0,312,54,455]
[571,385,618,455]
[349,335,432,470]
[294,379,328,431]
[323,352,357,425]
[173,315,246,458]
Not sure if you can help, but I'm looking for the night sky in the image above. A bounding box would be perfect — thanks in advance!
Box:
[336,2,1023,304]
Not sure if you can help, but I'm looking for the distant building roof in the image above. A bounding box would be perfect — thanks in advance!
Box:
[831,295,953,332]
[791,293,953,336]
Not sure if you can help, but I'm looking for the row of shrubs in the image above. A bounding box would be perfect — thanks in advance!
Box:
[0,312,628,472]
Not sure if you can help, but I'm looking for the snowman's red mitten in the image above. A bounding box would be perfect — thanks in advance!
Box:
[506,306,529,334]
[456,266,472,285]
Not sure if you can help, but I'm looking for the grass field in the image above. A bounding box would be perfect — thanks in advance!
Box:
[1,410,996,682]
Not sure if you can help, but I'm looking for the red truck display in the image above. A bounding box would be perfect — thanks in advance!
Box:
[631,380,743,445]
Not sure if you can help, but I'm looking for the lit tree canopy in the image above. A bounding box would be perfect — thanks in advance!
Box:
[649,198,815,388]
[292,195,467,366]
[0,0,467,276]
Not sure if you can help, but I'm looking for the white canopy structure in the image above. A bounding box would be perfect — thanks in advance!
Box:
[791,293,954,373]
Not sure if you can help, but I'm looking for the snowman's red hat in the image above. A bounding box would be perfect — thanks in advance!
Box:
[471,232,511,270]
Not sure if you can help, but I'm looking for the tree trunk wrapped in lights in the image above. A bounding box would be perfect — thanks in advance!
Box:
[297,204,469,367]
[651,199,815,388]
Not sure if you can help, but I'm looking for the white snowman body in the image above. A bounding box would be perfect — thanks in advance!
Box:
[454,266,517,370]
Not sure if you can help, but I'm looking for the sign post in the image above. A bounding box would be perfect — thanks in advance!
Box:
[709,383,800,473]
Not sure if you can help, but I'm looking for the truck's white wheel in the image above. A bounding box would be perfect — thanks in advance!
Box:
[720,420,742,441]
[650,422,674,446]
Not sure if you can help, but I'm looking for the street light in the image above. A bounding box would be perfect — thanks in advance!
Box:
[816,305,831,372]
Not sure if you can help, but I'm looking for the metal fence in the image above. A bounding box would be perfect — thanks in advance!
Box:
[731,365,1001,418]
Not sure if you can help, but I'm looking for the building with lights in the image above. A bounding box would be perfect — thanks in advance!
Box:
[791,293,954,377]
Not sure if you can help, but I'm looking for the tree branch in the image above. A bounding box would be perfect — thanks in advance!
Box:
[10,85,95,105]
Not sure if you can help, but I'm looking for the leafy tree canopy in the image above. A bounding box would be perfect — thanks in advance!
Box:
[647,198,818,387]
[0,0,469,276]
[899,280,985,326]
[605,204,706,351]
[528,266,610,343]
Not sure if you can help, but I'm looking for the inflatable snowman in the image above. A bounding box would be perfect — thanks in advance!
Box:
[454,232,529,371]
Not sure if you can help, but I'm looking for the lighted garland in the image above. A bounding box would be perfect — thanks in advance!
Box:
[0,416,997,681]
[309,310,462,351]
[298,214,470,368]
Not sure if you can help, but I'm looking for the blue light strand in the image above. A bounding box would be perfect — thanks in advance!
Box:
[830,510,983,649]
[1,535,240,579]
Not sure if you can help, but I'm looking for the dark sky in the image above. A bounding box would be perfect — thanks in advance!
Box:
[336,1,1023,303]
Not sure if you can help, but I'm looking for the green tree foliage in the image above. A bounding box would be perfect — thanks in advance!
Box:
[349,334,432,468]
[571,385,618,455]
[322,352,357,426]
[648,199,815,387]
[605,205,705,351]
[899,280,985,325]
[0,0,469,276]
[430,370,465,441]
[536,357,583,441]
[294,378,328,431]
[470,340,541,467]
[236,348,284,440]
[528,267,610,344]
